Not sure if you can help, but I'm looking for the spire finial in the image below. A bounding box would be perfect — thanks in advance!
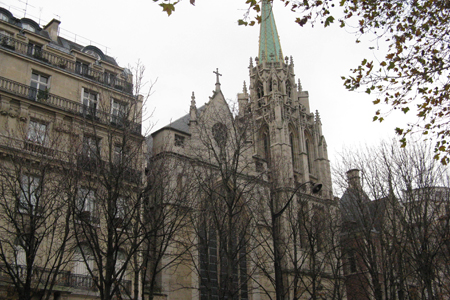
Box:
[259,0,283,63]
[298,79,302,92]
[243,81,248,94]
[213,68,222,91]
[190,91,197,124]
[315,110,321,124]
[191,91,196,106]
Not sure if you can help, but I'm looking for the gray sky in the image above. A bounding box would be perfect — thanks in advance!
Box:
[1,0,414,164]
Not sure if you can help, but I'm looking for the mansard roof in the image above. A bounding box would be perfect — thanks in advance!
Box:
[0,7,119,66]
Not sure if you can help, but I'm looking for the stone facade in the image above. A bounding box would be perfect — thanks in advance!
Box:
[0,6,144,300]
[148,1,342,299]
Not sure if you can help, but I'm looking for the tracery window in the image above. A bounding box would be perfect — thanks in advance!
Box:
[289,126,299,171]
[257,81,264,99]
[305,138,312,174]
[262,130,270,163]
[212,122,228,148]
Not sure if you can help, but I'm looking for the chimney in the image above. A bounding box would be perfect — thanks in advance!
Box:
[346,169,361,189]
[43,19,61,42]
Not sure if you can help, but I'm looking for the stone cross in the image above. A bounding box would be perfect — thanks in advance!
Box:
[213,68,222,85]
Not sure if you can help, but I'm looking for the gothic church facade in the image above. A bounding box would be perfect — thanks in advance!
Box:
[148,1,340,299]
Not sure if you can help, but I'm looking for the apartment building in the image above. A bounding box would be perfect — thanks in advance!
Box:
[0,7,144,300]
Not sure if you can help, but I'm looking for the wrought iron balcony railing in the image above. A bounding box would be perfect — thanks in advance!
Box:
[0,76,142,135]
[0,264,132,294]
[0,33,133,94]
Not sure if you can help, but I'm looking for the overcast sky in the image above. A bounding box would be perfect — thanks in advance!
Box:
[1,0,415,166]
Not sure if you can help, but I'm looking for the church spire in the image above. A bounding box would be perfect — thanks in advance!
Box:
[259,0,283,62]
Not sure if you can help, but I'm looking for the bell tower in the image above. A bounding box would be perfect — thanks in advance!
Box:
[239,0,332,198]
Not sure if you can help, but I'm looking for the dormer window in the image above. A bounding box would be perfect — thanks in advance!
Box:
[0,12,8,22]
[22,23,35,33]
[82,46,104,61]
[85,49,100,60]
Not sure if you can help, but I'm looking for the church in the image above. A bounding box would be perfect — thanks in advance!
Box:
[0,0,342,298]
[148,0,341,299]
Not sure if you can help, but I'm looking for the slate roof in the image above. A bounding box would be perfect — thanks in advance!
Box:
[340,187,371,225]
[152,105,206,136]
[0,7,119,66]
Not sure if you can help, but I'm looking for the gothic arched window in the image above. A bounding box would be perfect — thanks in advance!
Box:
[263,132,270,163]
[199,184,249,300]
[305,139,312,174]
[290,132,296,170]
[257,81,264,99]
[212,122,228,148]
[289,125,299,171]
[286,80,292,98]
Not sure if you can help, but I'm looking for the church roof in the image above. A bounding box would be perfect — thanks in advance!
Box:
[152,105,206,136]
[259,0,283,62]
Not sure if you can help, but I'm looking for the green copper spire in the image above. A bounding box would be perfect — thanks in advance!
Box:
[259,0,283,62]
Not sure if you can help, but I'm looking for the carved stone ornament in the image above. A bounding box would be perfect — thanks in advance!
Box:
[9,109,18,118]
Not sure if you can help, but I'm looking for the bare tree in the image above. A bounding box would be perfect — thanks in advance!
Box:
[68,62,151,300]
[183,99,259,300]
[251,153,342,300]
[334,140,450,300]
[0,124,73,300]
[140,149,196,300]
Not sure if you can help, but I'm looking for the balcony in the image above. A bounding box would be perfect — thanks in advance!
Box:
[0,33,133,94]
[0,76,142,135]
[77,154,141,183]
[0,264,132,294]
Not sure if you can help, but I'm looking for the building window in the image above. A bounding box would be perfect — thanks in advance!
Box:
[306,139,312,174]
[30,72,49,101]
[263,131,270,162]
[22,23,35,32]
[312,206,325,251]
[212,123,228,148]
[111,99,127,126]
[19,174,40,214]
[27,120,47,145]
[27,42,41,56]
[175,134,185,147]
[82,136,100,159]
[115,197,126,220]
[0,30,14,48]
[257,81,264,99]
[76,188,96,222]
[104,72,116,86]
[290,132,295,169]
[199,226,248,300]
[0,12,9,22]
[76,60,90,76]
[298,201,308,249]
[73,245,94,276]
[286,80,292,98]
[114,144,124,165]
[115,250,130,284]
[348,249,357,273]
[14,244,26,266]
[81,89,98,117]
